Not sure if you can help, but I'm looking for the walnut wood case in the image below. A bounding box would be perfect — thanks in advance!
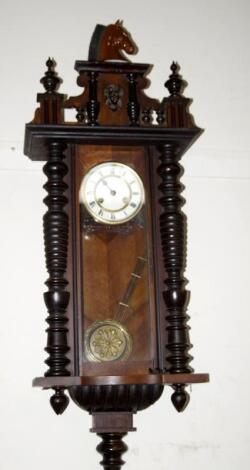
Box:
[24,20,209,470]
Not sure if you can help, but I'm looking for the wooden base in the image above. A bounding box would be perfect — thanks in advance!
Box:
[91,412,134,470]
[33,372,209,388]
[91,412,135,433]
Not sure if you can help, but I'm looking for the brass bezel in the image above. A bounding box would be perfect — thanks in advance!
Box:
[79,161,145,225]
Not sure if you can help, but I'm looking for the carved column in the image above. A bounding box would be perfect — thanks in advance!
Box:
[157,143,193,411]
[127,73,140,125]
[43,141,70,413]
[87,71,100,125]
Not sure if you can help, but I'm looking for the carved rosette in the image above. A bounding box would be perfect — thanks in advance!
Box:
[104,84,123,111]
[43,141,70,411]
[157,143,193,410]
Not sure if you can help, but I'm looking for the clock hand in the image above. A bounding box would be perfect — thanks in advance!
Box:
[114,255,146,323]
[102,179,116,195]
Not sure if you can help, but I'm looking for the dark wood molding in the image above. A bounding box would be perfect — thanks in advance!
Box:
[24,124,202,161]
[33,373,209,388]
[74,62,152,74]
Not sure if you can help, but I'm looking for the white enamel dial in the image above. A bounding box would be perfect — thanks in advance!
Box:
[80,162,145,224]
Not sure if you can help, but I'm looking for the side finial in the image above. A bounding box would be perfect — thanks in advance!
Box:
[171,385,190,412]
[50,387,69,415]
[158,62,196,127]
[32,58,65,124]
[165,62,183,96]
[40,57,61,93]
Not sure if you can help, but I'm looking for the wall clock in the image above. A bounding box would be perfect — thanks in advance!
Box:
[24,20,209,470]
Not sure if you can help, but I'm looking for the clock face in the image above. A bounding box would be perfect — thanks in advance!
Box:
[79,162,145,224]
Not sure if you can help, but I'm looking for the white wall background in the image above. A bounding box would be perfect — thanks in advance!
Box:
[0,0,250,469]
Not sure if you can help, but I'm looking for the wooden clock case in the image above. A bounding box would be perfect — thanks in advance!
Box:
[24,21,208,468]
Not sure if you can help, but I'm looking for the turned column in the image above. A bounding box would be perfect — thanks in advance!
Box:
[158,143,193,411]
[127,73,140,125]
[86,71,100,125]
[97,433,128,470]
[43,141,70,413]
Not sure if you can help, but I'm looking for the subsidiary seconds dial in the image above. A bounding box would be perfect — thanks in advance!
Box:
[80,162,145,224]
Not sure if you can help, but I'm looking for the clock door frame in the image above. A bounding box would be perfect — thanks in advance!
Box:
[70,142,161,377]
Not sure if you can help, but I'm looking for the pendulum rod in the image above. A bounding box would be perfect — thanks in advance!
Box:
[115,255,146,323]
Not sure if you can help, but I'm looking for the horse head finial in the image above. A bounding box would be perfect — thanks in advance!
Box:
[88,20,137,61]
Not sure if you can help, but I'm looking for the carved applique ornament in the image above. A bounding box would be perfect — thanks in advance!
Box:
[24,20,209,470]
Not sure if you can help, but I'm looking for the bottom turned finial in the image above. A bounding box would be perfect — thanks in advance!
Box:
[97,433,128,470]
[171,384,190,412]
[50,387,69,414]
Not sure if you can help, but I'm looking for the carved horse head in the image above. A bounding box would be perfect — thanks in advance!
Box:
[88,20,137,61]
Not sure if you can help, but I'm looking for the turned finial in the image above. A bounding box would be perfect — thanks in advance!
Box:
[165,61,183,96]
[171,384,190,412]
[40,57,61,93]
[50,387,69,415]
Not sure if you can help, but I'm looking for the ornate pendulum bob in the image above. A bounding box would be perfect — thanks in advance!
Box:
[84,319,132,363]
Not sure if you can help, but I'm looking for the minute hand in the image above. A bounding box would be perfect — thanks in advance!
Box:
[102,179,116,195]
